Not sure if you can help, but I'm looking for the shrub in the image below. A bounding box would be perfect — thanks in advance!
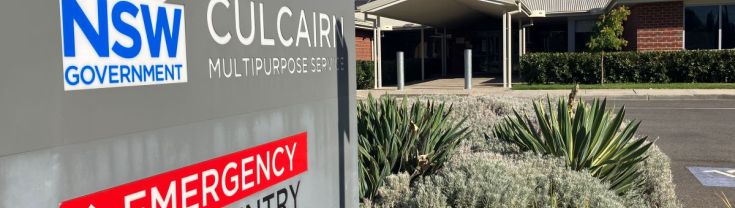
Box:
[493,97,653,195]
[357,60,375,89]
[369,153,645,208]
[357,94,469,201]
[368,150,681,208]
[637,145,681,207]
[520,50,735,84]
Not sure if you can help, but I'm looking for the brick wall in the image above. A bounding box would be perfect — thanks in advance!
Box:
[624,1,684,51]
[355,29,373,61]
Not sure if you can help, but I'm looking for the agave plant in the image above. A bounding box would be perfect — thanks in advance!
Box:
[492,97,653,195]
[358,94,469,201]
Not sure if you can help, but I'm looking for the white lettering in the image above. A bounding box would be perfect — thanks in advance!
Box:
[202,169,220,206]
[207,0,231,45]
[151,181,177,208]
[332,15,337,48]
[181,174,199,208]
[277,7,294,47]
[241,156,255,190]
[124,190,146,208]
[319,13,331,47]
[312,12,317,47]
[257,151,271,184]
[209,58,221,78]
[259,3,275,46]
[296,10,311,47]
[222,162,240,197]
[286,143,297,171]
[273,147,285,176]
[235,0,255,45]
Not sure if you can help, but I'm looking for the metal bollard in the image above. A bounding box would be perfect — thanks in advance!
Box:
[464,49,472,90]
[397,51,404,90]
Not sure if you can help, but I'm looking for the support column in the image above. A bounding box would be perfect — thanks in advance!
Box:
[441,28,447,76]
[376,17,383,88]
[502,13,507,88]
[421,28,425,80]
[567,18,575,52]
[372,27,378,89]
[518,18,525,58]
[397,51,405,90]
[464,49,472,90]
[507,13,513,88]
[522,27,526,55]
[719,5,723,49]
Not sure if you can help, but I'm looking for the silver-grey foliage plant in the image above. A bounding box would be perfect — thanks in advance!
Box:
[370,153,645,208]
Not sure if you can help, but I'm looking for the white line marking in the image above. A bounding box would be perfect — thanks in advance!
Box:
[704,170,735,178]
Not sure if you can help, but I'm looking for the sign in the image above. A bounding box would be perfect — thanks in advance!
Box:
[0,0,356,206]
[59,132,307,208]
[688,167,735,188]
[60,0,188,91]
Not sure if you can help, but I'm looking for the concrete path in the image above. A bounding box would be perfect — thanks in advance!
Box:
[358,88,735,100]
[360,77,735,99]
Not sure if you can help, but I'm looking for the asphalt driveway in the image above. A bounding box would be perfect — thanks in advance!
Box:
[606,99,735,208]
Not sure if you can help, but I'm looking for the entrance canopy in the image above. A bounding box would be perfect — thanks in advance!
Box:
[358,0,614,26]
[358,0,526,26]
[358,0,614,89]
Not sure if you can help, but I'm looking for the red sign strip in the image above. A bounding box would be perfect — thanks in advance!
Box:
[60,132,308,208]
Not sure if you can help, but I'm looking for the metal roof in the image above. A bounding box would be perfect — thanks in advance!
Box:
[359,0,688,16]
[518,0,612,14]
[357,0,520,26]
[359,0,507,26]
[356,0,665,26]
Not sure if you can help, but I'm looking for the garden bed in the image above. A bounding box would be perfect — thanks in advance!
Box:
[360,95,680,208]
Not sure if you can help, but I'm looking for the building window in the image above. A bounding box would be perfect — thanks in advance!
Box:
[685,6,719,49]
[685,4,735,50]
[574,20,595,52]
[723,5,735,49]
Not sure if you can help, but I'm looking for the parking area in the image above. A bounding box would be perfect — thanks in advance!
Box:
[607,99,735,207]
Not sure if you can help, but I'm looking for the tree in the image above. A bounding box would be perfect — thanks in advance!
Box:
[587,6,631,84]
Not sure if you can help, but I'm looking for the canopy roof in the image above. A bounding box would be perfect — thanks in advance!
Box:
[358,0,627,26]
[520,0,612,15]
[358,0,522,26]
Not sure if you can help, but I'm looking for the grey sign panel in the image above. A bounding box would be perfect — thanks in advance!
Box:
[688,167,735,188]
[0,0,356,207]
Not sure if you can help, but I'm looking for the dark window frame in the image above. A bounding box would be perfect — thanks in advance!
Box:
[723,5,735,49]
[685,4,735,50]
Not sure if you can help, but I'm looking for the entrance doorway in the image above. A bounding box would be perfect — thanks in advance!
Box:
[445,29,502,77]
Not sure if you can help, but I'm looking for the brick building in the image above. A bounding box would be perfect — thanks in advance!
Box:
[356,0,735,88]
[355,30,374,61]
[625,1,684,51]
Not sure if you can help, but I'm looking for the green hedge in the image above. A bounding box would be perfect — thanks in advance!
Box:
[520,50,735,84]
[357,60,374,89]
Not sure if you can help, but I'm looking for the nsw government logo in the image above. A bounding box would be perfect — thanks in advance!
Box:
[60,0,187,91]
